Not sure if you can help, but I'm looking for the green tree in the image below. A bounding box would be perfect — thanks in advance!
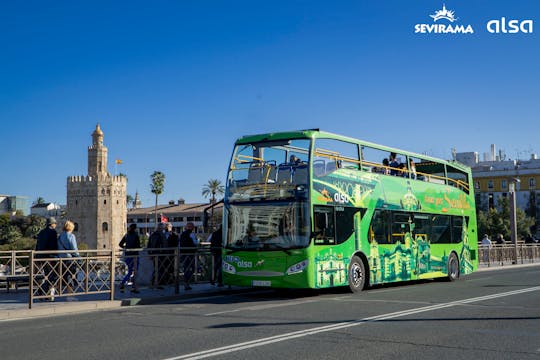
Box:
[34,197,46,205]
[477,196,535,240]
[126,194,134,209]
[150,171,166,228]
[0,225,22,244]
[202,179,224,204]
[202,179,224,229]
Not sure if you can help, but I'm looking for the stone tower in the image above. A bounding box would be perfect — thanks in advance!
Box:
[67,124,127,250]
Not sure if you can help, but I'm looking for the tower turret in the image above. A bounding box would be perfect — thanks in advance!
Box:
[88,123,108,177]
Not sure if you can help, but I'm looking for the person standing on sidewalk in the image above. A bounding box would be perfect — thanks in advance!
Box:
[119,223,140,293]
[35,217,58,300]
[179,222,198,290]
[57,220,80,301]
[209,225,223,287]
[147,222,167,289]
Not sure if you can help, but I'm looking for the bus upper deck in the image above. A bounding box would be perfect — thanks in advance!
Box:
[227,129,471,202]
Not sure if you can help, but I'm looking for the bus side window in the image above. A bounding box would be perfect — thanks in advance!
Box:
[313,206,335,245]
[391,213,411,244]
[370,210,390,244]
[451,216,466,243]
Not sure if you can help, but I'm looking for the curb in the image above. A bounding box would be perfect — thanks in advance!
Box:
[477,262,540,272]
[1,300,123,322]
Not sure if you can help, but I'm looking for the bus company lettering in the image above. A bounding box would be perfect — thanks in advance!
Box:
[236,260,253,268]
[444,193,471,210]
[415,24,474,34]
[225,256,253,268]
[334,192,350,204]
[487,18,533,34]
[415,4,474,35]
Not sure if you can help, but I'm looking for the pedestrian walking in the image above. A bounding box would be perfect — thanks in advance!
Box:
[35,217,58,300]
[119,223,140,293]
[209,225,223,287]
[57,220,80,301]
[179,222,198,290]
[147,222,167,289]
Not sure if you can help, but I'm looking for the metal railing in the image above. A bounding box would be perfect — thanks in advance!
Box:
[1,247,219,309]
[478,243,540,267]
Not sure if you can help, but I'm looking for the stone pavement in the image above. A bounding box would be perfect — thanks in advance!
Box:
[0,282,248,322]
[1,262,539,322]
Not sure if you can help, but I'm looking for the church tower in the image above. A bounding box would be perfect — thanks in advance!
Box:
[67,124,127,250]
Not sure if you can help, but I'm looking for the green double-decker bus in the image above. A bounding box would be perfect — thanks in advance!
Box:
[223,130,478,292]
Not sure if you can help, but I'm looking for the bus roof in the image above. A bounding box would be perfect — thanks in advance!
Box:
[234,129,471,173]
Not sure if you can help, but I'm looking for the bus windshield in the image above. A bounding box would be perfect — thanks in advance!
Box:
[227,139,311,202]
[225,202,310,250]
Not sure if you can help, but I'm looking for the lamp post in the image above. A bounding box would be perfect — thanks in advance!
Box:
[509,178,520,264]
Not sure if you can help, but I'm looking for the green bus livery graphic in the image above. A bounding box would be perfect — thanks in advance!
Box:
[223,130,478,291]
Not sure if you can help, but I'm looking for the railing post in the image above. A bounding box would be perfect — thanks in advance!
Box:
[110,249,116,301]
[28,251,34,309]
[174,248,179,294]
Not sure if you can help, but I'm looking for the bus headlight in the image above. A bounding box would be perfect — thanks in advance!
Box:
[286,260,308,275]
[223,261,236,274]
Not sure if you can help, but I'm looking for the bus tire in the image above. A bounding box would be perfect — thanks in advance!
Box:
[348,256,366,292]
[447,252,460,281]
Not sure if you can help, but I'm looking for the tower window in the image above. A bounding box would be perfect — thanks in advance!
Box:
[104,200,107,205]
[102,222,109,232]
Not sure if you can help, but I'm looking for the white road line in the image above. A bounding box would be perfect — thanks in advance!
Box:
[163,286,540,360]
[205,299,317,316]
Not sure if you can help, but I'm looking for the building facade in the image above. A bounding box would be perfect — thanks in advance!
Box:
[0,195,30,216]
[457,146,540,236]
[66,125,127,249]
[127,199,223,238]
[30,202,64,218]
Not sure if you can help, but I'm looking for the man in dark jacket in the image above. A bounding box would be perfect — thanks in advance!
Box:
[35,217,58,299]
[119,223,141,293]
[147,222,166,289]
[209,225,223,286]
[179,222,197,290]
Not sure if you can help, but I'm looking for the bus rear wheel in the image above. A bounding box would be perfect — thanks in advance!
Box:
[447,252,460,281]
[348,256,366,293]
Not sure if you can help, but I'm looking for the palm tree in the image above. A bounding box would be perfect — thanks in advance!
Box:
[126,194,134,209]
[150,171,165,228]
[34,197,45,205]
[202,179,224,204]
[202,179,224,229]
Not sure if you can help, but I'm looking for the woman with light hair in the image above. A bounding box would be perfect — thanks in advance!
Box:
[57,220,80,300]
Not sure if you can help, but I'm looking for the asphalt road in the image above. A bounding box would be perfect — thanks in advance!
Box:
[2,266,540,360]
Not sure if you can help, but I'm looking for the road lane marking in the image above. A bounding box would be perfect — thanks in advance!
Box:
[163,285,540,360]
[205,299,317,316]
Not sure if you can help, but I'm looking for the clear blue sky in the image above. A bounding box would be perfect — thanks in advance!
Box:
[1,0,538,208]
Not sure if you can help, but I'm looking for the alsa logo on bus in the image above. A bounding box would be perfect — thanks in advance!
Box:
[224,255,252,268]
[334,192,350,204]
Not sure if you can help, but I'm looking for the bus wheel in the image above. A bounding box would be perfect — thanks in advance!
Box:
[348,256,366,292]
[447,253,460,281]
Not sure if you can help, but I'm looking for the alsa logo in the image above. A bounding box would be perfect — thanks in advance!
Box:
[415,4,474,34]
[487,17,533,34]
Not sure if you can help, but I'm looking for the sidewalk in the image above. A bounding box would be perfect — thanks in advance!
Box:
[0,282,247,322]
[2,262,539,322]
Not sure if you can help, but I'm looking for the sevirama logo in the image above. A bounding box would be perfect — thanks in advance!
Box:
[415,4,474,34]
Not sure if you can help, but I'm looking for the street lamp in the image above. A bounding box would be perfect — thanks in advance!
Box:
[508,178,520,264]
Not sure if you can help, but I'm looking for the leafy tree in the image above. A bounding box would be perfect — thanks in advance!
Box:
[0,225,22,244]
[202,179,225,204]
[126,194,134,209]
[34,197,46,205]
[202,179,224,230]
[477,196,535,241]
[150,171,165,228]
